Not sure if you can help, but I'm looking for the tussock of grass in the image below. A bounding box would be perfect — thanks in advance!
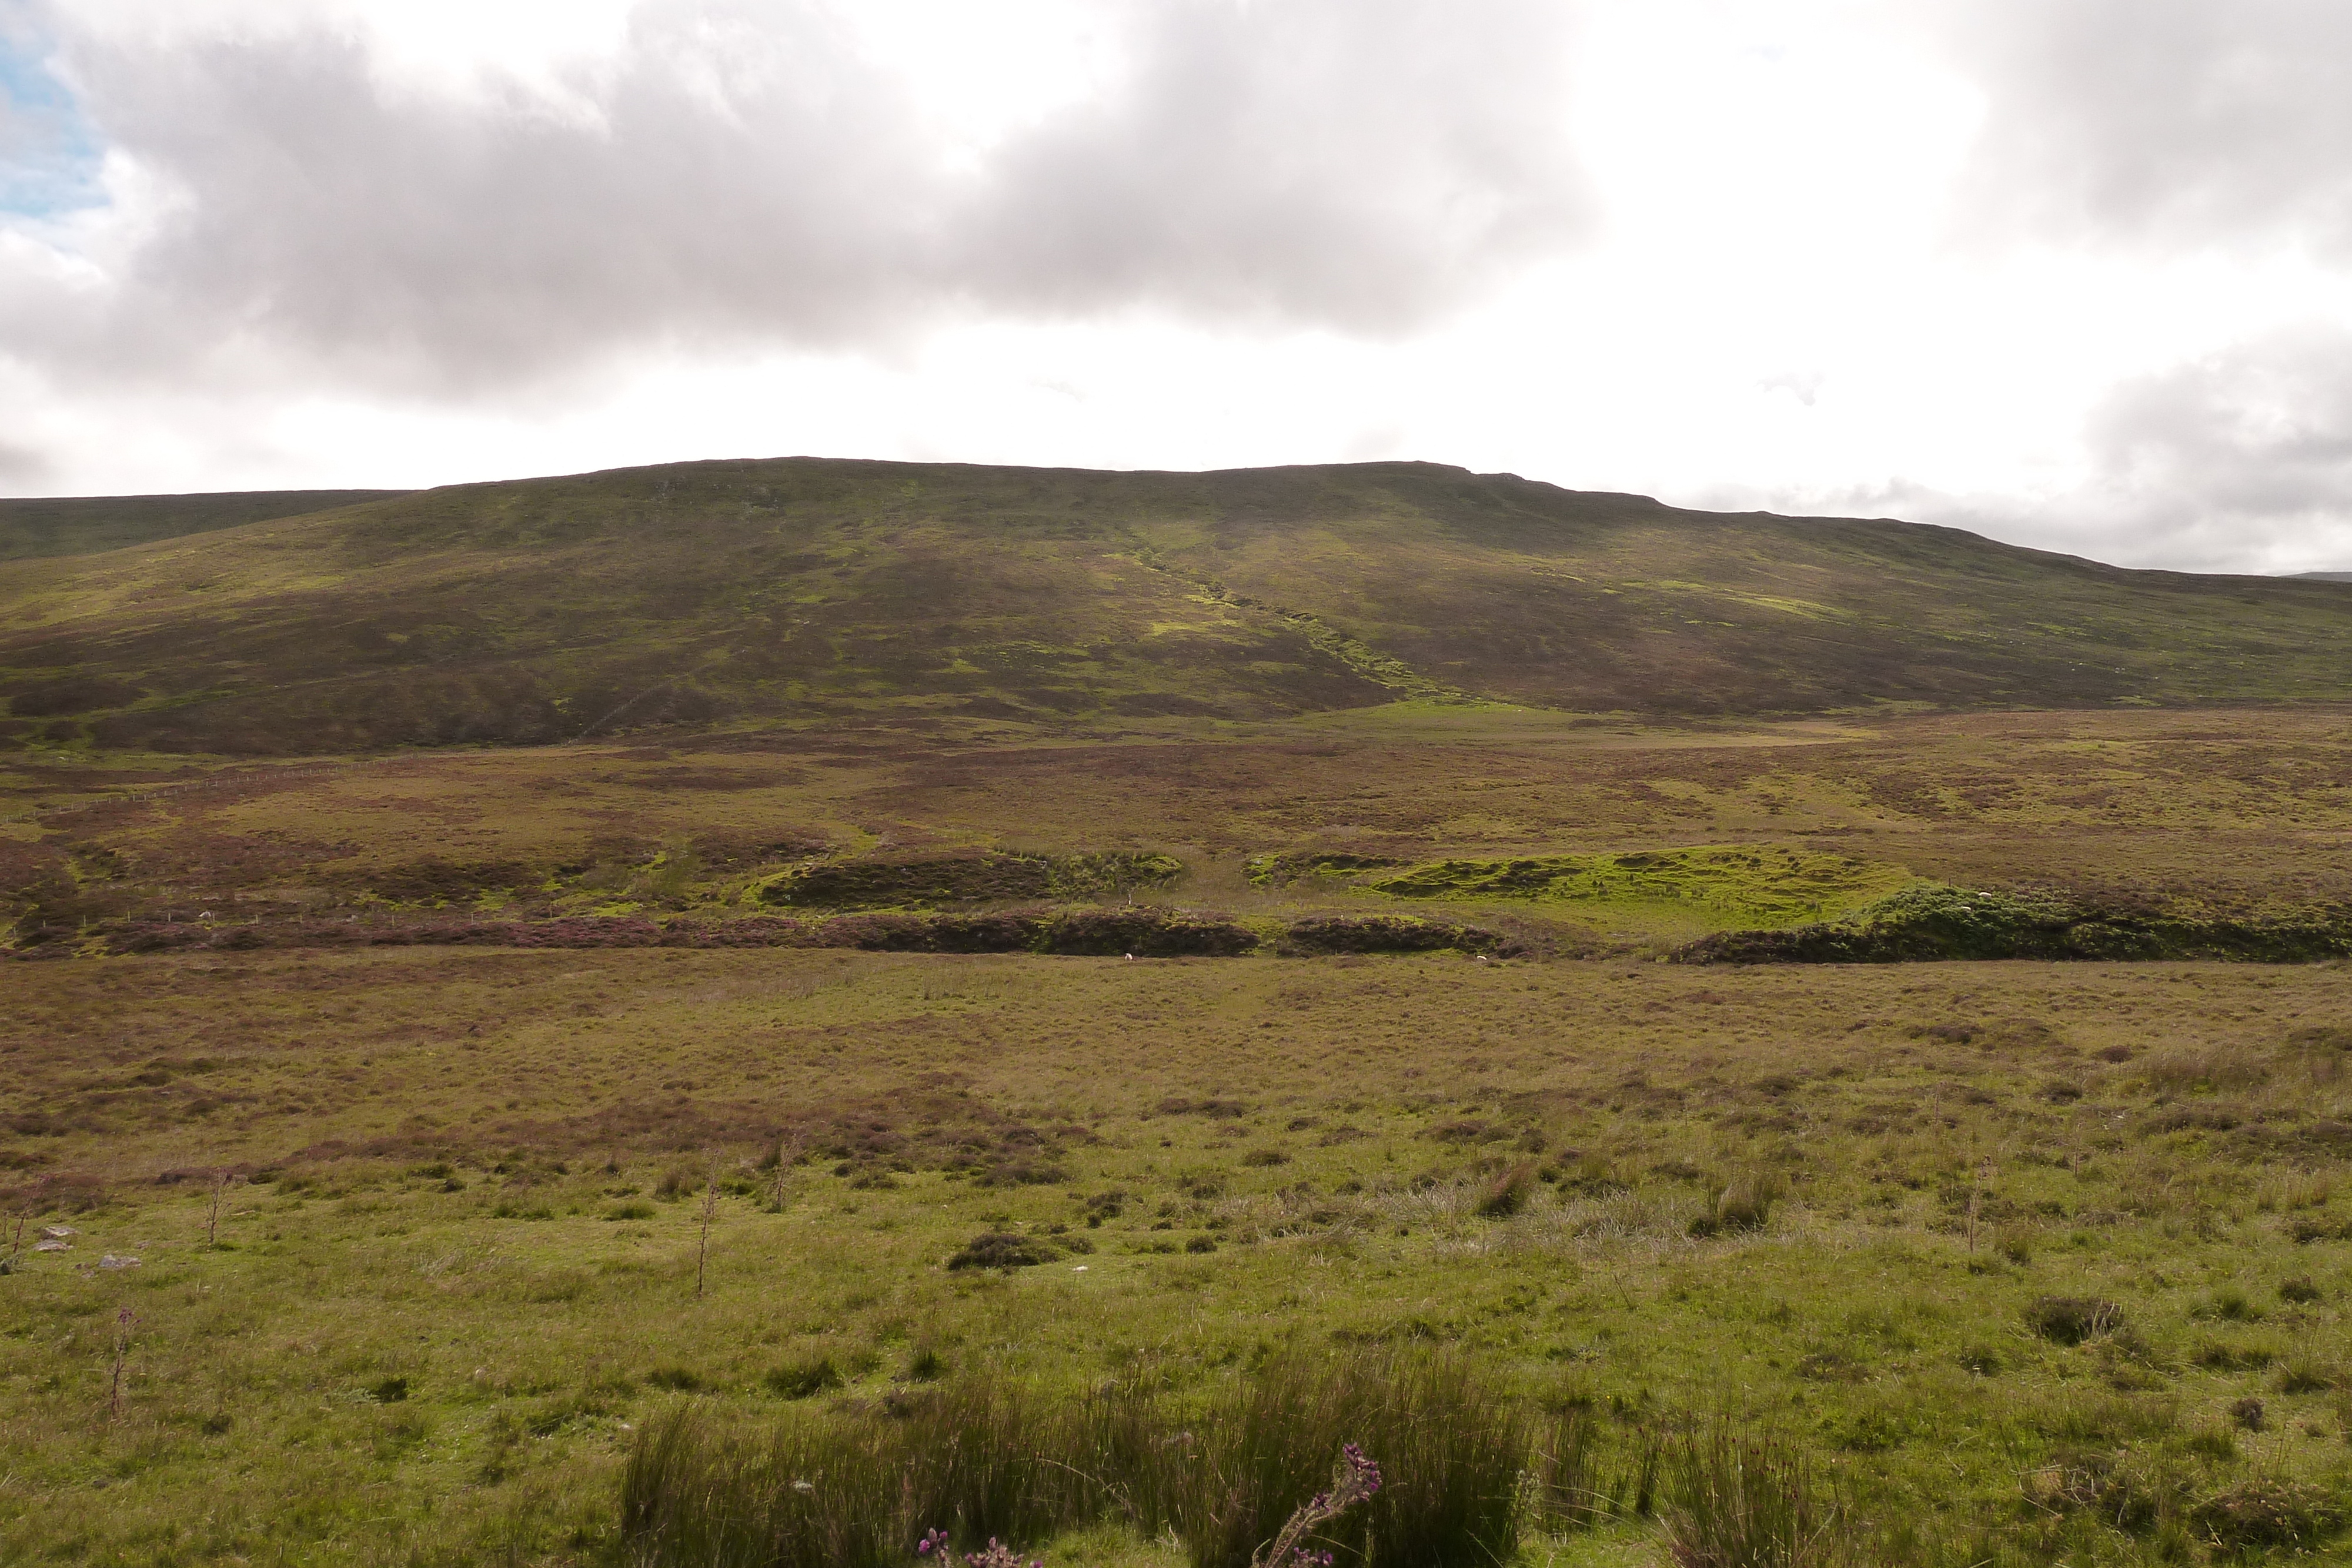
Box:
[621,1355,1535,1568]
[1179,1352,1528,1568]
[2190,1477,2345,1553]
[1660,1425,1852,1568]
[2026,1296,2126,1346]
[1472,1162,1536,1218]
[1534,1402,1657,1530]
[763,1355,844,1400]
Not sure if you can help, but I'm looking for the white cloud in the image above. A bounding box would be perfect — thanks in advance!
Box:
[3,0,2351,576]
[1891,328,2352,575]
[2,0,1587,395]
[1933,0,2352,257]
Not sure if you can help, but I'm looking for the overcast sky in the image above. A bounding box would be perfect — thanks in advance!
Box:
[4,1,2351,573]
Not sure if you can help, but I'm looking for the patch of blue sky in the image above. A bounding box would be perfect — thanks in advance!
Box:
[1,33,106,219]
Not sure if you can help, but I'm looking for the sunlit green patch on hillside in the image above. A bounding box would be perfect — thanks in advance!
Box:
[1304,844,1920,934]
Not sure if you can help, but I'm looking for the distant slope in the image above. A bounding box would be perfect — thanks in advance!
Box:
[2,458,2348,754]
[0,489,410,561]
[2294,570,2352,583]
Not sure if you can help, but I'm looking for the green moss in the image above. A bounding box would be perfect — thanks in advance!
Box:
[1042,852,1184,900]
[755,851,1181,911]
[1246,851,1404,888]
[1679,883,2352,964]
[1351,845,1914,929]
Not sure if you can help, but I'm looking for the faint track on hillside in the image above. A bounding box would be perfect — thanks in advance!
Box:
[1121,546,1475,704]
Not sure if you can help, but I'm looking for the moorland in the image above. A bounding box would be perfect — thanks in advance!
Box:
[3,460,2351,1568]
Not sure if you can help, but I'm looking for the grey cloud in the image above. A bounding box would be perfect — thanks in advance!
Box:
[6,0,1588,394]
[1937,0,2352,253]
[0,437,51,486]
[964,0,1583,329]
[2064,329,2352,569]
[1881,329,2352,573]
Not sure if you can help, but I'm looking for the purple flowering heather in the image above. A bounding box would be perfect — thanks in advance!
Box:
[1249,1444,1384,1568]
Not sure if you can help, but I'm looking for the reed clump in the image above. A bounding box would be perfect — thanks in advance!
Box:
[1659,1422,1852,1568]
[619,1350,1679,1568]
[621,1380,1157,1568]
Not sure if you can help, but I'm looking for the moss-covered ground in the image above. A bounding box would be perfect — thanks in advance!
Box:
[1338,845,1919,934]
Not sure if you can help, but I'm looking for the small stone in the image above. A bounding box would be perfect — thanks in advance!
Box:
[33,1239,68,1252]
[98,1254,141,1270]
[40,1225,76,1240]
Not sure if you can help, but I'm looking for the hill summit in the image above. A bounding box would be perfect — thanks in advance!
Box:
[3,457,2348,754]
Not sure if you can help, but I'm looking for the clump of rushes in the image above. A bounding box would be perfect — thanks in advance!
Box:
[622,1352,1531,1568]
[2026,1296,2124,1346]
[2190,1479,2344,1554]
[1661,1423,1850,1568]
[1534,1403,1659,1529]
[766,1355,843,1400]
[1179,1350,1528,1568]
[1474,1162,1536,1218]
[1249,1444,1381,1568]
[1689,1174,1783,1238]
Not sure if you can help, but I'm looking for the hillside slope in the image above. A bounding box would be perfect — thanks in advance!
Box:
[2,457,2348,753]
[0,489,412,562]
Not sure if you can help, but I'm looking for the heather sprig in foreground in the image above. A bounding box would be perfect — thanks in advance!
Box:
[1251,1443,1383,1568]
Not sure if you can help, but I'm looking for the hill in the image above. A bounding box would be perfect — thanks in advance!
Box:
[2,457,2348,754]
[0,488,412,562]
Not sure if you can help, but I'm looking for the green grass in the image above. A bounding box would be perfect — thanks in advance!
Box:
[0,489,408,563]
[1335,845,1917,933]
[5,946,2352,1565]
[622,1350,1533,1568]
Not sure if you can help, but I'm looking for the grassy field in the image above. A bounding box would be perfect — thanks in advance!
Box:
[3,706,2351,1567]
[6,462,2352,1564]
[5,945,2350,1566]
